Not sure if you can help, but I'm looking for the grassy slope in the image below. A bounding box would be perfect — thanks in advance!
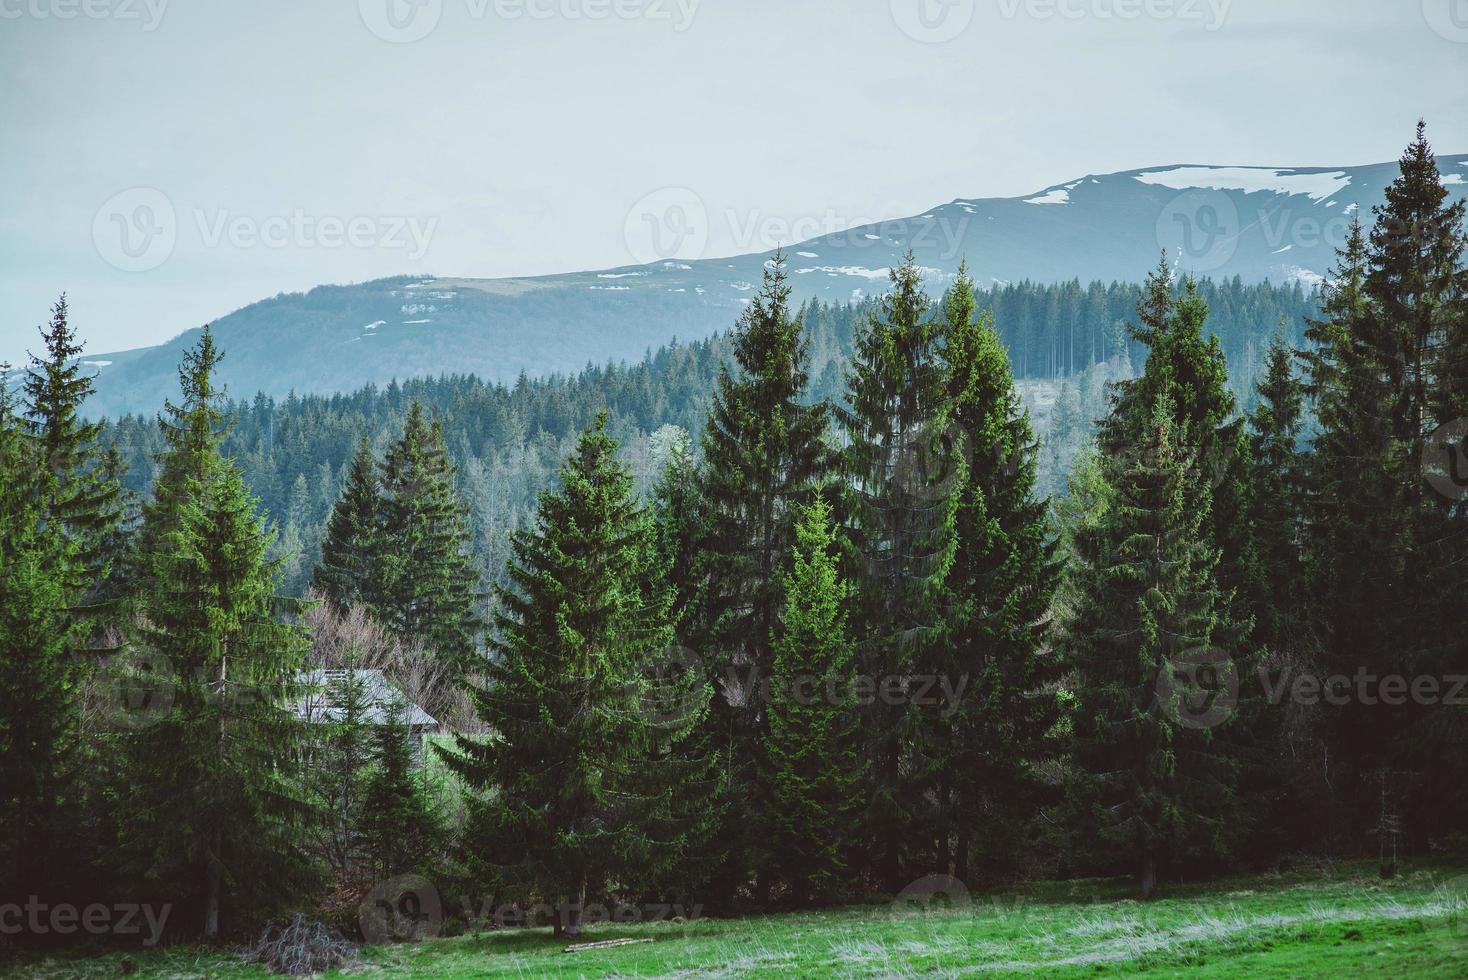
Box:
[9,862,1468,978]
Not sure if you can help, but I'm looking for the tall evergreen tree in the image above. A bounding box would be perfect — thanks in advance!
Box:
[359,696,442,879]
[761,495,864,905]
[1069,396,1239,898]
[376,404,481,674]
[1244,327,1306,655]
[21,295,125,596]
[445,413,707,937]
[936,262,1063,884]
[836,252,959,889]
[312,436,383,609]
[1305,122,1468,852]
[0,372,88,907]
[696,251,830,885]
[117,333,316,937]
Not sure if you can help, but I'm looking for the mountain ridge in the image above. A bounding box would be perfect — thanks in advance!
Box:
[68,154,1468,419]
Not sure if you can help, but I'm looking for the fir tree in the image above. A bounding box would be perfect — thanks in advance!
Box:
[0,373,87,905]
[359,695,442,879]
[696,251,830,885]
[937,262,1064,883]
[836,252,959,889]
[117,333,316,937]
[762,495,864,905]
[313,436,383,609]
[445,412,707,937]
[1244,327,1306,655]
[313,663,375,873]
[21,294,125,596]
[377,404,481,674]
[1069,396,1239,899]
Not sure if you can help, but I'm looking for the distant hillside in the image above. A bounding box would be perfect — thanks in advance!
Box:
[75,155,1467,419]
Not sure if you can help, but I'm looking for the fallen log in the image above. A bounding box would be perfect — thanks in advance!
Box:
[563,937,655,953]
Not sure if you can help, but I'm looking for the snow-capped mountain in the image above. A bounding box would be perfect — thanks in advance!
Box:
[77,155,1468,418]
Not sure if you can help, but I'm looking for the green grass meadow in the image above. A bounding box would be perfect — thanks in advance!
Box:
[8,861,1468,978]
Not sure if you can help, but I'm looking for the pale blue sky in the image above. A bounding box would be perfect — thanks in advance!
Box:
[2,0,1464,360]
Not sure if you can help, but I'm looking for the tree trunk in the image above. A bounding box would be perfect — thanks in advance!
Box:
[205,830,222,938]
[563,878,587,939]
[1139,852,1157,900]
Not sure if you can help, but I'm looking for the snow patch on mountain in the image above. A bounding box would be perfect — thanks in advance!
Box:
[1025,188,1071,206]
[1134,166,1350,201]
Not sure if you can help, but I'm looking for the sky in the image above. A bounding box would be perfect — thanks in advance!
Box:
[1,0,1465,361]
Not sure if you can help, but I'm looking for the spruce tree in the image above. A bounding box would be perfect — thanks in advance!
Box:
[313,436,383,609]
[1244,328,1305,655]
[377,404,480,674]
[836,251,959,889]
[937,262,1063,883]
[0,373,87,906]
[445,412,707,937]
[761,495,864,905]
[314,663,375,873]
[696,251,830,883]
[1069,396,1239,899]
[1308,122,1468,851]
[359,695,442,878]
[117,333,316,937]
[21,294,125,596]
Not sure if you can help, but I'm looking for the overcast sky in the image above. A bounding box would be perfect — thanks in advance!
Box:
[1,0,1464,361]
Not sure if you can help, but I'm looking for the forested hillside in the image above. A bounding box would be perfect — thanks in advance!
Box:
[95,277,1314,595]
[3,124,1463,958]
